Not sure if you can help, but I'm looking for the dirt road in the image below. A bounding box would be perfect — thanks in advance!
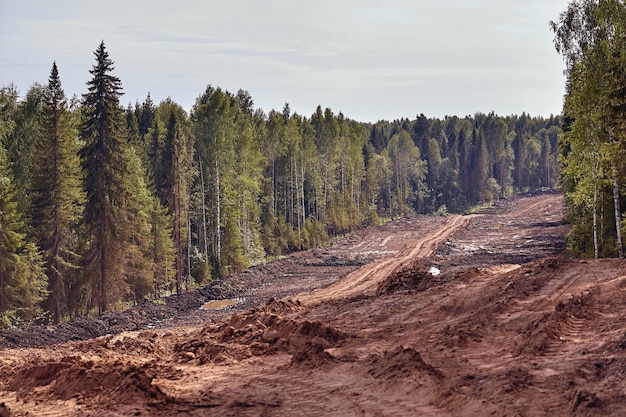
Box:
[2,192,625,417]
[299,214,474,304]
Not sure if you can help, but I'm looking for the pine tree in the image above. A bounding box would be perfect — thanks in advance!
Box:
[387,130,427,216]
[30,62,84,323]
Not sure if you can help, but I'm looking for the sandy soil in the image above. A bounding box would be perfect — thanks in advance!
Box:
[1,192,625,417]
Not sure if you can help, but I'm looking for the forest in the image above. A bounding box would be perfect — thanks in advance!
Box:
[0,37,577,326]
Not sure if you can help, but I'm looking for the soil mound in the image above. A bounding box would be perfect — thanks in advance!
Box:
[289,342,336,369]
[366,345,443,380]
[0,280,240,350]
[9,357,171,405]
[376,260,432,295]
[176,298,345,364]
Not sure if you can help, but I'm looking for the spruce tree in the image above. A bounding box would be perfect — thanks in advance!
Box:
[0,143,24,317]
[17,242,48,322]
[122,146,154,302]
[80,41,131,313]
[30,62,84,323]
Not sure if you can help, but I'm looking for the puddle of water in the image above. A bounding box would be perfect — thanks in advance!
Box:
[429,266,441,276]
[201,299,240,310]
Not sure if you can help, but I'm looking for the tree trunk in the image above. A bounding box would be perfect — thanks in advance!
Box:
[592,156,599,259]
[215,157,222,268]
[611,158,624,259]
[100,237,107,314]
[187,210,192,290]
[173,159,182,294]
[198,156,209,273]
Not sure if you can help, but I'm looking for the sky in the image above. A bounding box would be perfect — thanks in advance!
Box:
[0,0,570,122]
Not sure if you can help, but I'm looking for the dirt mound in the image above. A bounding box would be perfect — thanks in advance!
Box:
[8,356,172,406]
[0,280,241,350]
[176,298,345,364]
[288,342,337,369]
[376,260,432,295]
[366,345,443,380]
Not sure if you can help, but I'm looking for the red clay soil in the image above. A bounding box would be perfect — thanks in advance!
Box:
[1,192,625,417]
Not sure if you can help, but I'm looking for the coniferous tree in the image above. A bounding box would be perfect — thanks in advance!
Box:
[149,196,175,297]
[137,93,155,140]
[17,242,48,322]
[387,130,427,216]
[157,100,194,293]
[0,143,24,319]
[122,145,156,302]
[4,85,46,216]
[80,41,133,313]
[30,62,84,323]
[0,86,19,143]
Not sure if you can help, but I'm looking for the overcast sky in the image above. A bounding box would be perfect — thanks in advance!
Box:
[0,0,570,122]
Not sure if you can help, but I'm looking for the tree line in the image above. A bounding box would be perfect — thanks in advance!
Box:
[551,0,625,258]
[0,41,561,326]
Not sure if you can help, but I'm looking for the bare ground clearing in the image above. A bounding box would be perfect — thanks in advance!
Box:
[2,192,625,417]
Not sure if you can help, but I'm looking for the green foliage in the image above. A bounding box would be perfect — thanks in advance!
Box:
[552,0,626,258]
[29,62,84,323]
[0,142,25,314]
[17,242,48,322]
[434,205,448,217]
[80,41,158,312]
[4,84,46,216]
[387,130,427,216]
[122,146,155,303]
[152,99,194,293]
[0,310,22,329]
[149,196,176,297]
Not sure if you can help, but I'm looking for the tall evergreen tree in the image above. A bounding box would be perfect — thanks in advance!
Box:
[80,41,133,313]
[30,62,84,323]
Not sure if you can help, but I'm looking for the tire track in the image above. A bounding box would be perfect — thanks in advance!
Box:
[297,215,475,305]
[505,193,562,218]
